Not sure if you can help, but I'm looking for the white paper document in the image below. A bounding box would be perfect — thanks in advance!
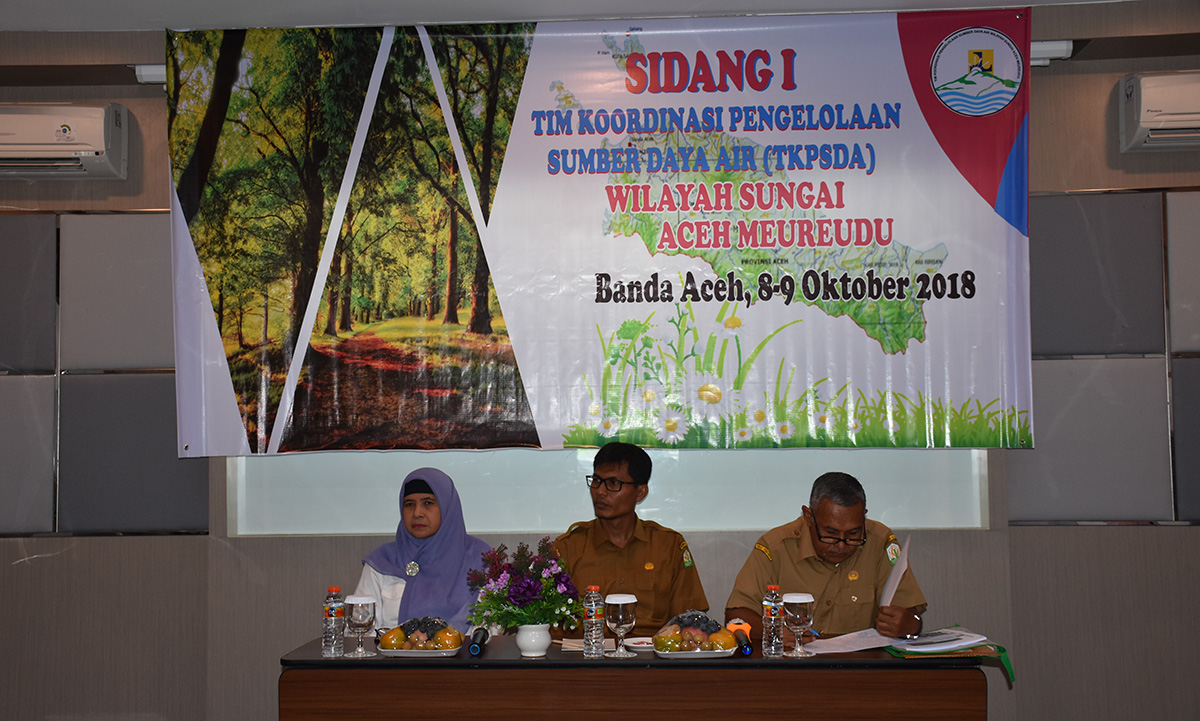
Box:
[805,628,892,654]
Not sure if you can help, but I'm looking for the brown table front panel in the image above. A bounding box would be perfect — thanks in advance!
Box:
[279,665,986,721]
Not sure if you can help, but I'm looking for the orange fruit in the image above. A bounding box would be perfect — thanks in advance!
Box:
[709,629,736,651]
[434,627,463,649]
[380,627,406,649]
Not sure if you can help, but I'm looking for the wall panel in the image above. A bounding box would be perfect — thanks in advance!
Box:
[0,376,56,533]
[0,214,57,372]
[1007,358,1172,521]
[59,213,175,370]
[1172,357,1200,521]
[58,372,208,533]
[1028,192,1165,356]
[1167,192,1200,353]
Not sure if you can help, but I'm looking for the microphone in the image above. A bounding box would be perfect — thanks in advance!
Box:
[726,618,753,656]
[468,627,489,656]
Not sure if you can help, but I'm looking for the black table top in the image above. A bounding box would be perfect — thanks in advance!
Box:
[281,634,983,671]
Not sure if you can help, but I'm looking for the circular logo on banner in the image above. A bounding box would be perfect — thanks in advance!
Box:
[930,27,1023,117]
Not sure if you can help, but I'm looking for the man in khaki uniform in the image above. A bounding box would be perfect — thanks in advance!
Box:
[555,442,708,637]
[725,471,926,641]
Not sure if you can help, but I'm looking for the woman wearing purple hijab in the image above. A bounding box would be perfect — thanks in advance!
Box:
[353,468,490,632]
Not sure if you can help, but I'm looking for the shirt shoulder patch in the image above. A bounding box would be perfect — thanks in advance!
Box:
[682,548,694,568]
[754,542,773,562]
[885,534,901,566]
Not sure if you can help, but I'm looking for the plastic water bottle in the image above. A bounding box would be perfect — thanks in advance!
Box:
[582,585,606,659]
[322,586,345,658]
[761,584,784,658]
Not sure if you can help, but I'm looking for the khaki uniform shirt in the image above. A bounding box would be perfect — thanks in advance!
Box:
[555,517,709,637]
[725,516,927,637]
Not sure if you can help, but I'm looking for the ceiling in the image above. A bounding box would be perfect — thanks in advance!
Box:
[0,0,1113,32]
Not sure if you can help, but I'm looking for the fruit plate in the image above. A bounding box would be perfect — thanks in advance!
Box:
[623,637,655,652]
[653,647,736,659]
[376,644,460,657]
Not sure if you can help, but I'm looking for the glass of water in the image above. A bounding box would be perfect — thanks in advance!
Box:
[782,593,815,658]
[603,593,638,659]
[343,595,377,658]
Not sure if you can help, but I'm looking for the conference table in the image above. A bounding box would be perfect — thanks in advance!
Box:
[279,634,987,720]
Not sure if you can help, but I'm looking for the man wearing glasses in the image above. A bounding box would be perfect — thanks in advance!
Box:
[555,442,709,637]
[724,471,926,640]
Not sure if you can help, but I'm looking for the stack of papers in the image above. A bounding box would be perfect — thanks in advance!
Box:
[889,628,987,653]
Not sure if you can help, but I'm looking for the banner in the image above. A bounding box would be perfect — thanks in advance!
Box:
[169,10,1032,455]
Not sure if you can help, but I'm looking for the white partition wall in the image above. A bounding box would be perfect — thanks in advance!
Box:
[231,447,987,536]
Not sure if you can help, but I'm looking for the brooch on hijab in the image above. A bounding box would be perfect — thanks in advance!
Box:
[406,561,420,577]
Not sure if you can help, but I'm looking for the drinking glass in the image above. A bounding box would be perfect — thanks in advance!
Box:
[343,595,377,658]
[782,592,815,658]
[604,593,638,659]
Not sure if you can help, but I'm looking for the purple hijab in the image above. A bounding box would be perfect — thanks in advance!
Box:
[363,468,490,632]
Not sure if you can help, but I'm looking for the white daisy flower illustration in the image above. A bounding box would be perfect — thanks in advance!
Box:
[690,374,730,423]
[598,415,619,437]
[716,313,743,339]
[746,403,770,429]
[656,408,689,444]
[633,380,666,411]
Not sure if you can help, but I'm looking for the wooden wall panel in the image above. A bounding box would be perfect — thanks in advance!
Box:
[0,88,169,212]
[1030,57,1200,194]
[1010,527,1200,719]
[1033,0,1200,40]
[0,536,208,721]
[0,31,162,66]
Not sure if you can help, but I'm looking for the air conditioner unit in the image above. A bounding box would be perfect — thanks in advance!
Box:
[1120,71,1200,153]
[0,103,128,179]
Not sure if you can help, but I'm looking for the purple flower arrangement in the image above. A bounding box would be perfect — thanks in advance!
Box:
[466,537,582,630]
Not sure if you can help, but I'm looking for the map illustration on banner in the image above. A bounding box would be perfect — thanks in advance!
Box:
[169,10,1033,456]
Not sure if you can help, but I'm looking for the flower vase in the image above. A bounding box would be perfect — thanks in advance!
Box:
[515,623,552,658]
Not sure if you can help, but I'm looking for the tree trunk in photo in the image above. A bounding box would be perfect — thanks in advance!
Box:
[324,251,341,337]
[339,251,354,333]
[426,238,438,321]
[176,29,246,226]
[467,238,493,335]
[216,280,226,337]
[443,206,460,326]
[261,292,270,346]
[289,140,330,350]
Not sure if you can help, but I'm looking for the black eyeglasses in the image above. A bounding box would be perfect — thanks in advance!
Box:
[815,534,867,547]
[585,474,641,492]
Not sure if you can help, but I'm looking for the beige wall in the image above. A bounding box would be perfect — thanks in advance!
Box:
[4,3,1200,719]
